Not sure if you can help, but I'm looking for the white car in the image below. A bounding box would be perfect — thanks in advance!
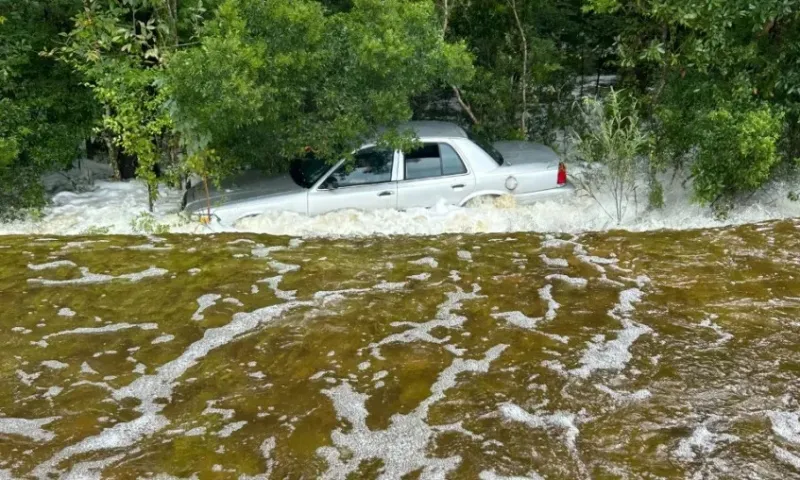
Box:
[183,121,574,225]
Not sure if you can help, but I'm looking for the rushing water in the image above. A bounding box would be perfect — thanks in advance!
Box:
[0,222,799,479]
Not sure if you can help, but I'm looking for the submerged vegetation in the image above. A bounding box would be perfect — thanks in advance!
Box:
[1,0,800,220]
[1,222,800,477]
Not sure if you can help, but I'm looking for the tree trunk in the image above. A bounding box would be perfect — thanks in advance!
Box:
[508,0,528,137]
[118,152,138,180]
[147,183,155,213]
[105,136,121,180]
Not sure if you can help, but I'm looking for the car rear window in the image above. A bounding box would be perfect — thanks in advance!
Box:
[467,132,504,165]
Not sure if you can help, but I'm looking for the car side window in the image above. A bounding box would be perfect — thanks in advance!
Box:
[323,147,394,189]
[405,143,467,180]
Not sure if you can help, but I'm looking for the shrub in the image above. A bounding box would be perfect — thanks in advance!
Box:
[571,89,651,223]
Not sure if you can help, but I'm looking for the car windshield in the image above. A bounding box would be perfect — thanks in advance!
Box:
[289,154,330,188]
[468,132,504,165]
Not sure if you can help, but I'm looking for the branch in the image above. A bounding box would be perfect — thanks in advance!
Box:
[442,0,450,36]
[508,0,528,135]
[452,85,480,125]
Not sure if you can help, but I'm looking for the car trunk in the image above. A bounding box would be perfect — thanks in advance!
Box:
[492,141,560,170]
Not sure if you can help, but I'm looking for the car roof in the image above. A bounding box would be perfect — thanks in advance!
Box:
[393,121,468,139]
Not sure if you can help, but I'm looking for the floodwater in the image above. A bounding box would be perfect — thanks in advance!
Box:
[0,222,799,479]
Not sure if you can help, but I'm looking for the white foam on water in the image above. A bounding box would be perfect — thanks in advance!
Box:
[674,422,739,461]
[594,384,651,403]
[43,386,63,399]
[499,403,580,454]
[251,245,286,258]
[457,250,473,261]
[202,401,235,420]
[80,362,98,375]
[223,297,244,307]
[538,285,559,321]
[30,277,403,477]
[28,260,77,271]
[375,281,407,291]
[28,266,167,286]
[479,471,544,480]
[491,311,542,331]
[216,421,247,438]
[16,370,41,386]
[61,453,126,480]
[409,257,439,268]
[366,286,482,360]
[539,254,568,268]
[0,416,59,442]
[259,276,297,301]
[1,172,798,237]
[151,334,174,345]
[57,308,76,317]
[570,288,651,378]
[774,446,800,470]
[239,437,277,480]
[128,244,172,251]
[318,345,506,479]
[43,322,158,340]
[191,294,222,321]
[408,272,431,281]
[41,360,68,370]
[545,274,588,288]
[766,411,800,444]
[31,300,305,479]
[268,260,300,274]
[699,316,734,346]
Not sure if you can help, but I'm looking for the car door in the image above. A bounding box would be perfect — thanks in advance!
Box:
[396,142,475,209]
[307,146,398,215]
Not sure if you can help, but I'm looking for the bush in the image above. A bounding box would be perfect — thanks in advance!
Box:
[571,89,651,223]
[692,103,784,206]
[0,164,47,222]
[130,212,171,235]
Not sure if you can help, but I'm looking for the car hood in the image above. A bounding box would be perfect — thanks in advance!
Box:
[492,141,560,169]
[184,172,304,213]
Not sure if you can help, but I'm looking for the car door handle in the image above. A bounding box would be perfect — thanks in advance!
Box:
[451,184,465,190]
[378,191,394,197]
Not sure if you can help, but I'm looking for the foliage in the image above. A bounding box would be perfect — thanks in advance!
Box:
[167,0,472,179]
[0,0,97,219]
[434,0,620,145]
[585,0,800,205]
[130,211,171,234]
[692,100,784,206]
[56,0,198,210]
[571,89,651,223]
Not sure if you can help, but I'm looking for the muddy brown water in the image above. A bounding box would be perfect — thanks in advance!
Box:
[0,222,799,479]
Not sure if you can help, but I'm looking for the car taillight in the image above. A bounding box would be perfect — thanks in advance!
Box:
[557,162,567,186]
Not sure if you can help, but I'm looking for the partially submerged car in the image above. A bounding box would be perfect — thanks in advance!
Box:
[183,121,574,225]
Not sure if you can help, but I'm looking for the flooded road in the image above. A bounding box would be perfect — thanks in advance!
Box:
[0,222,799,479]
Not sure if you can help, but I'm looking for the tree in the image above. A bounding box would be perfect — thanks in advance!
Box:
[425,0,619,145]
[0,0,97,220]
[166,0,473,186]
[57,0,210,211]
[585,0,799,207]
